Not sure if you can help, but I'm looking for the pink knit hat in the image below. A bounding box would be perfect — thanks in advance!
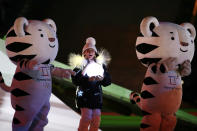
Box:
[82,37,97,54]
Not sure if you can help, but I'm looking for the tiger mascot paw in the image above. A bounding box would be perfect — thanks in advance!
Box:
[130,92,140,104]
[179,60,191,77]
[18,59,38,70]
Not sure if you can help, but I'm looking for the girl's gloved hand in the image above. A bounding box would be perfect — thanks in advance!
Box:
[89,75,103,81]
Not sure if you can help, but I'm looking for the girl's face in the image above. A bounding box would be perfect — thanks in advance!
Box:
[83,48,96,61]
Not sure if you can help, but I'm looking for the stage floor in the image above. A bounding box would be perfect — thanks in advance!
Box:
[0,89,81,131]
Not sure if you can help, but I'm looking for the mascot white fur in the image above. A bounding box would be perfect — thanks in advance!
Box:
[0,17,72,131]
[130,16,195,131]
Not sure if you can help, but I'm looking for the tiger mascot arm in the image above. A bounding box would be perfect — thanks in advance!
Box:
[178,60,191,77]
[18,58,74,79]
[51,66,75,79]
[0,58,38,92]
[130,91,141,108]
[161,57,191,77]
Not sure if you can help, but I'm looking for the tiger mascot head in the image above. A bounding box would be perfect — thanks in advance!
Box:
[5,17,58,65]
[136,16,196,67]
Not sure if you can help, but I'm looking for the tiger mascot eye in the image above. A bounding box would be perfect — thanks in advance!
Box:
[130,16,195,131]
[0,17,72,131]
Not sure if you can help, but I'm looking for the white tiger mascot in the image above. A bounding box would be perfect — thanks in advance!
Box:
[130,16,195,131]
[0,17,73,131]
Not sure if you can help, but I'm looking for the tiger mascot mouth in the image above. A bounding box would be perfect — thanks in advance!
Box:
[49,44,55,48]
[180,48,188,52]
[180,42,189,52]
[48,37,56,48]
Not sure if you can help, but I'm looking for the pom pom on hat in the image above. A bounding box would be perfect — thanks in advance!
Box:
[82,37,97,54]
[86,37,96,45]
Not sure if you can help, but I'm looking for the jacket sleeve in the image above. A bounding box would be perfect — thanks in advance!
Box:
[71,68,89,86]
[100,65,111,87]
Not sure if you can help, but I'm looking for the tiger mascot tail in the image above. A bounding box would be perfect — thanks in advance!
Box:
[130,16,195,131]
[0,73,11,92]
[0,17,72,131]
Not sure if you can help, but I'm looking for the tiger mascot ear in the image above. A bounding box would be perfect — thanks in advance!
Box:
[140,16,159,37]
[14,17,29,37]
[43,19,57,33]
[181,23,196,39]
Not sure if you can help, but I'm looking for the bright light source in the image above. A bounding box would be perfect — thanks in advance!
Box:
[82,62,104,77]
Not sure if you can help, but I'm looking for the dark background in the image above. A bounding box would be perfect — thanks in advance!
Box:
[0,0,196,104]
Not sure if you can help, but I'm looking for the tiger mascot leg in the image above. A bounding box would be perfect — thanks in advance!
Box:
[130,62,182,131]
[160,113,177,131]
[29,101,50,131]
[141,112,161,131]
[130,92,161,131]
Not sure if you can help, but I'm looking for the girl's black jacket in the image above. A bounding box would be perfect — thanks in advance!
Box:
[71,64,111,109]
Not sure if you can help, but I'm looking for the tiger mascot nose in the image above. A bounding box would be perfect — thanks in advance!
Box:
[48,38,55,42]
[180,42,189,46]
[136,43,159,54]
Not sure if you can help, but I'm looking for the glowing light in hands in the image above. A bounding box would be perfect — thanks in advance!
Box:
[82,62,104,77]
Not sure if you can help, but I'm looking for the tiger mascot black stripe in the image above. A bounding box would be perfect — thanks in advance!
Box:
[0,17,72,131]
[130,16,195,131]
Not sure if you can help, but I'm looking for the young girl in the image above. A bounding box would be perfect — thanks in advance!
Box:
[69,37,111,131]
